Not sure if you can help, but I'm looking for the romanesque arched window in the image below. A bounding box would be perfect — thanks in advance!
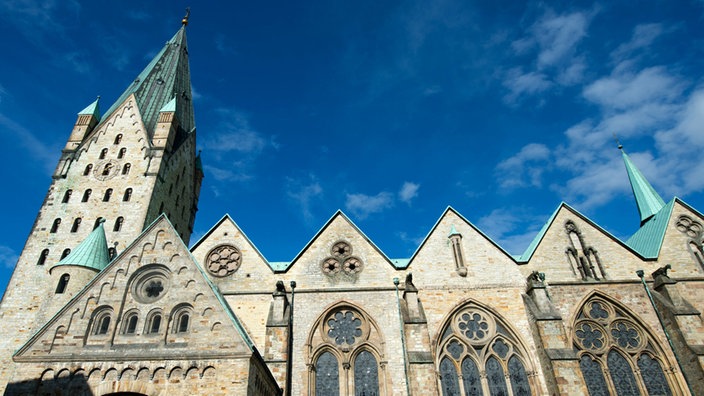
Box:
[62,189,72,203]
[70,218,81,233]
[171,304,193,333]
[113,217,124,232]
[436,301,533,396]
[50,218,61,233]
[122,311,139,334]
[122,163,131,175]
[91,307,113,335]
[37,249,49,265]
[117,147,126,159]
[83,164,92,176]
[146,310,163,334]
[55,274,69,294]
[61,248,71,259]
[123,188,132,202]
[103,188,112,202]
[573,295,675,395]
[114,134,122,145]
[307,304,386,395]
[99,148,108,159]
[82,189,92,202]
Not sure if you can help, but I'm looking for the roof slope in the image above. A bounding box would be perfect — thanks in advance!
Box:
[626,199,675,258]
[99,26,195,136]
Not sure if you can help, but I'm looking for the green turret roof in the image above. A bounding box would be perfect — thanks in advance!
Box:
[621,149,665,225]
[78,97,100,118]
[100,25,194,137]
[160,97,177,113]
[54,221,110,272]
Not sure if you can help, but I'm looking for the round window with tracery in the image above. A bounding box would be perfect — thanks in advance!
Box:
[327,311,363,346]
[455,309,495,343]
[206,244,242,277]
[131,265,171,304]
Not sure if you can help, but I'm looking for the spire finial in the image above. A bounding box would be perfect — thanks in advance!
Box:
[613,133,623,150]
[182,7,190,26]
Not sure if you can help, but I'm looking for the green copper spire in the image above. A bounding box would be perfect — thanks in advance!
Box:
[78,97,100,118]
[53,220,110,271]
[621,147,666,225]
[100,24,195,137]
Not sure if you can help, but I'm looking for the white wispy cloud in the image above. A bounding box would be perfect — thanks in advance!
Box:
[0,245,18,269]
[286,174,324,223]
[610,23,664,61]
[0,112,56,172]
[399,182,420,204]
[476,208,547,254]
[345,192,395,219]
[496,143,551,189]
[502,69,552,103]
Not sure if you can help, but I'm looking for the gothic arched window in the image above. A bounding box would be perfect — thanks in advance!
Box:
[37,249,49,265]
[308,304,385,395]
[574,295,675,396]
[50,218,61,233]
[436,302,533,396]
[123,188,132,202]
[82,189,92,202]
[55,274,70,294]
[99,148,108,159]
[113,216,124,232]
[62,189,72,203]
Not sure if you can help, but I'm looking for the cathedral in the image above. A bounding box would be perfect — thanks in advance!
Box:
[1,15,703,396]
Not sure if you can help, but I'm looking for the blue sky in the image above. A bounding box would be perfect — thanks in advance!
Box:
[1,1,704,291]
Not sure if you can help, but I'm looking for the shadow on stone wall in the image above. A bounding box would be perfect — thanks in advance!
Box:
[4,373,93,396]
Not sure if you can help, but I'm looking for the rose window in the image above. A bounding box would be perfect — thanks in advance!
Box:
[575,322,605,350]
[206,245,242,277]
[611,321,642,350]
[327,311,363,346]
[331,241,351,258]
[343,257,362,273]
[457,312,490,341]
[322,257,341,274]
[321,241,363,276]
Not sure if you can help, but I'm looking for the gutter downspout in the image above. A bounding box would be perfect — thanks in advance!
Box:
[285,280,296,396]
[394,277,412,395]
[636,270,694,395]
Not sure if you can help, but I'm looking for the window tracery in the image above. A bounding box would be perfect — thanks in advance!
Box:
[436,302,533,396]
[677,215,704,269]
[565,220,605,280]
[308,304,386,395]
[205,244,242,277]
[574,295,674,396]
[321,241,364,276]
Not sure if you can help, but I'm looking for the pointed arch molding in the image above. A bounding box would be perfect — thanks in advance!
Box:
[305,301,389,396]
[434,299,537,396]
[571,290,682,395]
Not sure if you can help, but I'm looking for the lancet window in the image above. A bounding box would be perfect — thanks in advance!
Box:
[564,220,605,280]
[308,304,386,395]
[574,295,675,395]
[436,302,533,396]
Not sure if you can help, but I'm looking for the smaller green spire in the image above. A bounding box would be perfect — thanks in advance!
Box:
[160,97,176,113]
[54,219,110,272]
[621,147,666,225]
[448,225,461,237]
[78,96,100,118]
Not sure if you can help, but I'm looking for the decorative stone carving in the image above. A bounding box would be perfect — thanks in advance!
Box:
[205,244,242,277]
[131,265,171,303]
[676,215,702,238]
[321,241,363,276]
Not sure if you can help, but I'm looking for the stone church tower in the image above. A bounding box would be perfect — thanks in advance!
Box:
[0,17,204,390]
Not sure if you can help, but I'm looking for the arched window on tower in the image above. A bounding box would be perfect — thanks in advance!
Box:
[93,217,103,230]
[114,134,122,145]
[108,247,116,259]
[82,189,92,202]
[113,217,124,232]
[99,148,108,159]
[101,162,113,176]
[117,147,126,159]
[37,249,49,265]
[83,164,93,176]
[62,189,72,203]
[574,295,676,395]
[123,188,132,202]
[61,248,71,259]
[70,218,81,233]
[50,218,61,233]
[55,274,70,294]
[103,188,112,202]
[122,163,131,175]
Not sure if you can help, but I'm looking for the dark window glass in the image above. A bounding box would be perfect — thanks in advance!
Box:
[150,315,162,333]
[123,188,132,202]
[101,163,112,175]
[122,163,131,175]
[114,217,123,232]
[354,350,378,396]
[97,315,111,335]
[93,217,103,229]
[82,189,92,202]
[118,147,126,159]
[125,314,138,334]
[637,354,671,396]
[99,148,108,159]
[178,314,190,333]
[315,351,339,396]
[83,164,92,175]
[61,248,71,259]
[486,356,508,396]
[439,357,460,396]
[108,247,116,259]
[509,356,531,396]
[461,358,483,396]
[580,355,608,396]
[608,350,641,396]
[103,188,112,202]
[62,189,72,203]
[114,134,122,144]
[38,249,49,265]
[50,218,61,233]
[70,218,81,233]
[56,274,69,294]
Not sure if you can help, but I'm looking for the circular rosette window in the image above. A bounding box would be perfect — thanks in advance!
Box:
[453,308,496,344]
[206,244,242,277]
[331,241,352,258]
[322,257,341,274]
[325,309,367,347]
[583,300,613,323]
[609,320,644,351]
[343,257,363,274]
[131,265,171,304]
[574,320,607,352]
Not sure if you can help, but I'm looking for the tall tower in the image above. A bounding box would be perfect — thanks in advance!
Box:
[0,18,202,385]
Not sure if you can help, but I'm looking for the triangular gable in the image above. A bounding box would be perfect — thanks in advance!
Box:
[285,210,395,272]
[407,206,516,266]
[15,215,255,362]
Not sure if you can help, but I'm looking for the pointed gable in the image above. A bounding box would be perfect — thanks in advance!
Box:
[14,216,255,362]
